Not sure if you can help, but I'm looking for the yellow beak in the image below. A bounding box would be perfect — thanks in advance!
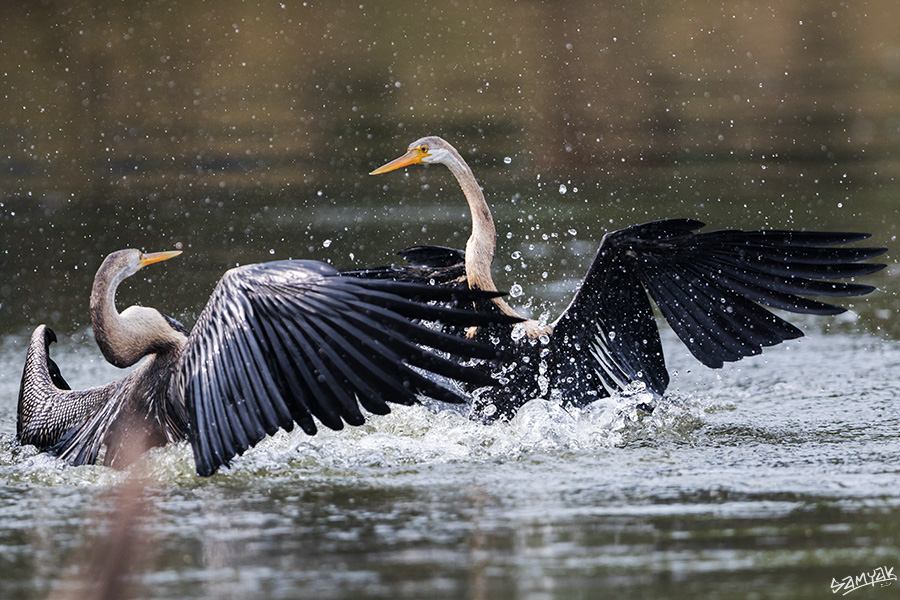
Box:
[138,250,182,268]
[370,147,428,175]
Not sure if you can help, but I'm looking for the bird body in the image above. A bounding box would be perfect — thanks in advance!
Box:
[17,249,520,475]
[19,252,191,468]
[19,327,188,468]
[362,136,887,419]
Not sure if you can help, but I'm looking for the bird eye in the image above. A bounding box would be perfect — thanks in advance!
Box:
[420,145,428,153]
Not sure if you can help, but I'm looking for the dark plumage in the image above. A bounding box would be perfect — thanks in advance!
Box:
[356,137,887,419]
[17,249,520,476]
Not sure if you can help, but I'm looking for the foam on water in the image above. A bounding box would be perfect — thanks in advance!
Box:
[194,384,709,482]
[1,326,895,500]
[1,390,709,488]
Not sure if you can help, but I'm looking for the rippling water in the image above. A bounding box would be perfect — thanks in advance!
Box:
[2,324,899,599]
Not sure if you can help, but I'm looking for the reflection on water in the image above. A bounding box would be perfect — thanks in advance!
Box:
[2,1,900,599]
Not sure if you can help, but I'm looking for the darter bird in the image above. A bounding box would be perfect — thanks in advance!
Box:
[17,248,521,476]
[355,136,886,419]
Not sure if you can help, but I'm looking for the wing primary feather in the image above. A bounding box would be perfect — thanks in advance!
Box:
[703,232,886,259]
[341,298,505,360]
[217,373,258,455]
[276,315,355,431]
[696,258,847,315]
[243,298,307,430]
[299,314,400,415]
[640,261,804,367]
[314,296,481,399]
[345,276,506,305]
[348,287,521,327]
[51,397,124,467]
[188,373,222,476]
[304,309,430,404]
[661,266,749,364]
[708,249,886,280]
[699,256,877,298]
[391,362,470,405]
[288,312,367,427]
[274,313,349,431]
[186,297,242,469]
[640,267,732,367]
[227,302,293,436]
[300,287,504,362]
[672,264,770,356]
[248,313,319,435]
[201,332,244,460]
[241,295,321,434]
[338,306,495,388]
[705,229,875,247]
[226,330,280,438]
[221,293,292,439]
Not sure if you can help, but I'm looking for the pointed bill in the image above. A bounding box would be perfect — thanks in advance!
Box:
[139,250,183,268]
[370,147,428,175]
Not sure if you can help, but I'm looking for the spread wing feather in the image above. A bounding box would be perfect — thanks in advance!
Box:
[175,259,519,476]
[51,392,126,466]
[552,219,886,393]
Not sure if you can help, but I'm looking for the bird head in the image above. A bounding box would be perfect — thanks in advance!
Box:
[100,249,183,283]
[370,136,456,174]
[90,249,185,368]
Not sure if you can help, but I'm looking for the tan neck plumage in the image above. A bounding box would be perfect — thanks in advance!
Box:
[441,150,526,322]
[90,263,186,368]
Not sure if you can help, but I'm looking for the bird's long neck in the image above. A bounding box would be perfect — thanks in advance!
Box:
[90,265,184,368]
[443,150,522,320]
[444,154,496,290]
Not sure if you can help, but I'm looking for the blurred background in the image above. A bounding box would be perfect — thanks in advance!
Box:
[1,0,897,334]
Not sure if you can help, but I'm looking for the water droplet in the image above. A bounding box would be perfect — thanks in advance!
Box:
[510,284,523,298]
[503,156,512,164]
[558,184,567,194]
[323,239,332,248]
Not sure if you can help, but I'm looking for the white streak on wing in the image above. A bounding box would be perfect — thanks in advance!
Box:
[587,322,630,395]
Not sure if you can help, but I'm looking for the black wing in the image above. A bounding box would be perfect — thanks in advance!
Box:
[175,259,519,477]
[399,246,466,269]
[17,325,116,452]
[50,388,127,466]
[551,219,886,396]
[339,245,466,284]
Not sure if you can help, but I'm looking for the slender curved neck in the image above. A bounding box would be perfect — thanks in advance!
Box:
[442,149,498,293]
[441,148,524,320]
[89,264,183,368]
